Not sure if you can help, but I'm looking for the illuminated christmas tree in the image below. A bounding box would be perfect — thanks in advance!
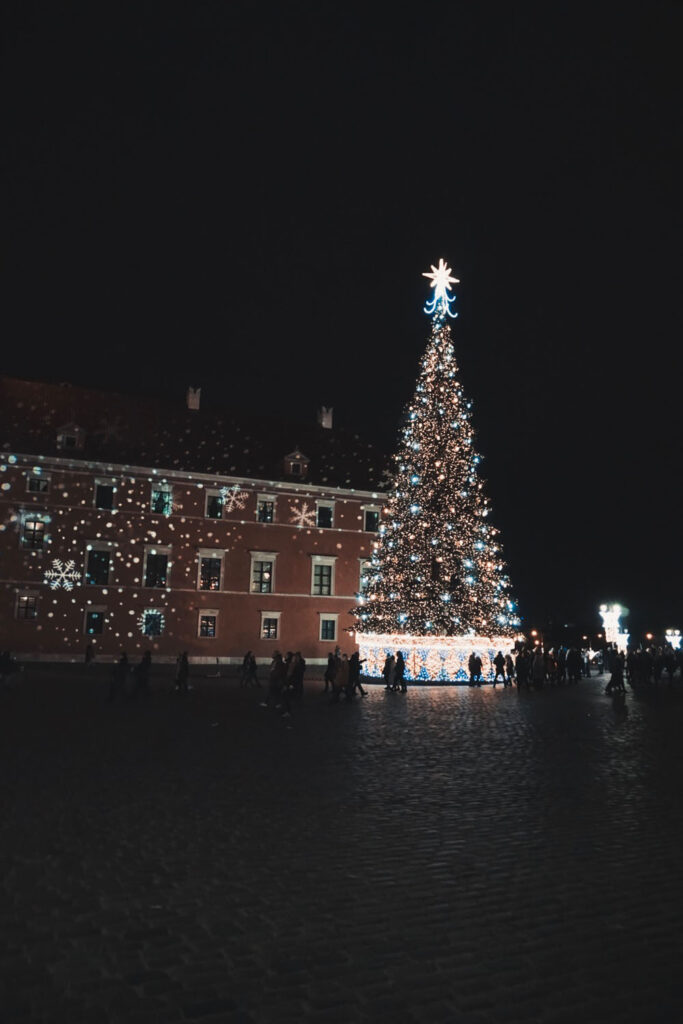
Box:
[354,260,520,681]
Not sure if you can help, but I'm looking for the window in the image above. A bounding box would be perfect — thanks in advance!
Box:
[94,482,115,510]
[16,594,38,619]
[199,612,217,638]
[252,560,273,593]
[250,551,277,594]
[199,555,223,591]
[205,492,223,519]
[289,462,302,476]
[256,495,275,523]
[84,610,105,635]
[27,473,50,494]
[85,548,110,586]
[141,610,164,636]
[363,506,381,532]
[144,547,170,588]
[260,611,281,639]
[316,502,334,528]
[311,556,336,596]
[22,519,46,549]
[359,559,372,593]
[320,615,338,641]
[150,484,172,516]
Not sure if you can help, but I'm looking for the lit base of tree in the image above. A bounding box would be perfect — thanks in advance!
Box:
[356,631,519,683]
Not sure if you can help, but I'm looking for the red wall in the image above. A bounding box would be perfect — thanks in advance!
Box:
[0,456,381,663]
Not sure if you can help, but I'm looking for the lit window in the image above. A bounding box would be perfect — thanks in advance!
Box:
[261,615,280,639]
[16,595,38,619]
[199,614,217,638]
[150,485,172,516]
[199,555,222,591]
[257,499,275,523]
[252,560,273,593]
[22,519,46,549]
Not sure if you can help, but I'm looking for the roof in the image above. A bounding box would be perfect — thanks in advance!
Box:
[0,376,388,491]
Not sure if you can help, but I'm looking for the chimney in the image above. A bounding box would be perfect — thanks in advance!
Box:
[187,386,201,411]
[317,405,333,429]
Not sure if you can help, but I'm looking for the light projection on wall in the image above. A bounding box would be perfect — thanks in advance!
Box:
[289,500,317,529]
[44,559,82,591]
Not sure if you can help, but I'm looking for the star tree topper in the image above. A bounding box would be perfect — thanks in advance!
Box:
[422,258,459,318]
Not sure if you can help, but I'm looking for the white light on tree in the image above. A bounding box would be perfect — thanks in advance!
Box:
[599,603,630,651]
[666,629,681,650]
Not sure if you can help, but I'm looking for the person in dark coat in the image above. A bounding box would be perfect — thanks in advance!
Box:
[349,651,367,696]
[493,651,506,686]
[566,647,582,683]
[395,651,407,692]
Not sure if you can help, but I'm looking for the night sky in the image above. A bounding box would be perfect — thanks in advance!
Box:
[3,2,682,639]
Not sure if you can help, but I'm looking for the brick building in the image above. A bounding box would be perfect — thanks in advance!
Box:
[0,377,387,664]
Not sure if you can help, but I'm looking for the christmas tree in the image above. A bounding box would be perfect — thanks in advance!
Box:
[354,260,520,681]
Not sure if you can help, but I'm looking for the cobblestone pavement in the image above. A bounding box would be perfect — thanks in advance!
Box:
[2,664,683,1023]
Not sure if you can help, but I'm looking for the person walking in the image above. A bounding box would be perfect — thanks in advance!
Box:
[349,651,367,696]
[531,648,546,688]
[382,652,396,691]
[261,651,289,715]
[395,650,407,692]
[493,650,506,686]
[504,652,515,686]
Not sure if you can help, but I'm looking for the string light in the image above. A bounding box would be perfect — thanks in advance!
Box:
[353,261,520,679]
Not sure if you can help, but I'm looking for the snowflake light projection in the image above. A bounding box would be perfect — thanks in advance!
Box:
[44,559,82,591]
[289,500,317,528]
[219,485,248,513]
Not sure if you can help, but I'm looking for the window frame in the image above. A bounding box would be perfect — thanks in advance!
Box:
[362,504,381,532]
[204,490,224,520]
[26,472,50,494]
[94,479,117,511]
[250,550,278,594]
[197,548,225,592]
[21,517,47,549]
[84,543,112,587]
[15,591,39,620]
[260,610,281,640]
[256,493,276,523]
[83,605,107,635]
[319,613,338,642]
[316,500,335,529]
[310,555,337,596]
[143,544,172,589]
[198,609,219,639]
[150,482,173,516]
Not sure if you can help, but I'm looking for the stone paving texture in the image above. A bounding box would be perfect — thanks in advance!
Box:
[1,664,683,1023]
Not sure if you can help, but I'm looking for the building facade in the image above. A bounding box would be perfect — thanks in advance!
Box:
[0,378,386,663]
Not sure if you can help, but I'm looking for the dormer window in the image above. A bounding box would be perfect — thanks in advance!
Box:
[56,423,85,452]
[283,448,310,479]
